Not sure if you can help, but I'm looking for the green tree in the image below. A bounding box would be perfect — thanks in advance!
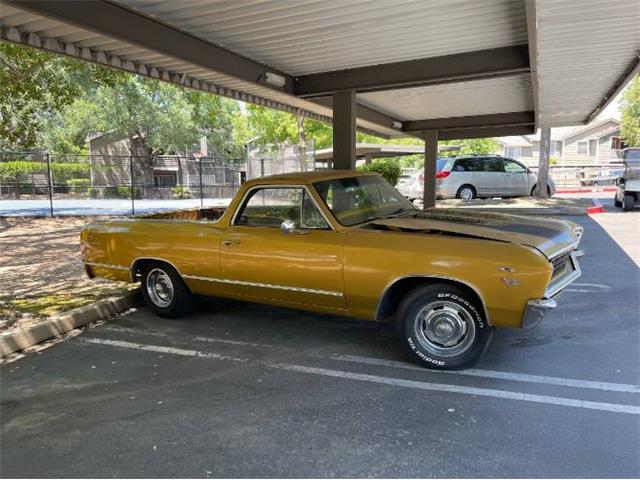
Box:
[0,40,121,150]
[358,158,402,185]
[620,75,640,147]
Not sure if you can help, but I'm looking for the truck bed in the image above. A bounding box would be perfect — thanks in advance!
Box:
[138,207,226,222]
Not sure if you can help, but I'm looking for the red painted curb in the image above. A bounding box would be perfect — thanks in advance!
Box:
[556,187,617,194]
[586,199,605,214]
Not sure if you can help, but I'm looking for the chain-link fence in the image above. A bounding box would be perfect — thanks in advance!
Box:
[0,152,244,216]
[247,141,316,179]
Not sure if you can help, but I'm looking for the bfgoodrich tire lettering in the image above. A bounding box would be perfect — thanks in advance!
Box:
[396,284,492,370]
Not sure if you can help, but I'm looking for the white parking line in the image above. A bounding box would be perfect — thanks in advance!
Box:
[272,363,640,416]
[81,337,640,415]
[82,338,248,363]
[330,354,640,394]
[97,328,640,394]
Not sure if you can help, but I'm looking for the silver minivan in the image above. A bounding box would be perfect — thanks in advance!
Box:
[399,155,555,200]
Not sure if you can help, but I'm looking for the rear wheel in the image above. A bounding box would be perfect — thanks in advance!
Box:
[396,284,492,370]
[623,194,636,211]
[141,261,193,318]
[456,185,476,200]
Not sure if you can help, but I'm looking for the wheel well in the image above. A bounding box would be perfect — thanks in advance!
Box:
[531,184,551,195]
[376,277,488,323]
[130,258,178,283]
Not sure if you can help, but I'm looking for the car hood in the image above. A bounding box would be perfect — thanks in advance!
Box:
[368,209,580,258]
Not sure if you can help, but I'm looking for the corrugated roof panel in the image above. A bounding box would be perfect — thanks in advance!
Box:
[535,0,640,126]
[121,0,528,75]
[358,74,534,121]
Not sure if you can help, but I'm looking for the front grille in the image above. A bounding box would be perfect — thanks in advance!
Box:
[551,252,571,278]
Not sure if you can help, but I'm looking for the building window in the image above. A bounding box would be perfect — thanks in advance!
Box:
[589,139,597,156]
[153,171,177,187]
[611,136,624,150]
[577,141,588,155]
[505,147,521,159]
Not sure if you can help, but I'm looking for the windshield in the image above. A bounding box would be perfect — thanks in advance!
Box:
[314,175,416,226]
[624,149,640,179]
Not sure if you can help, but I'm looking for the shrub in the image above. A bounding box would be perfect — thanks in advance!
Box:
[357,158,402,186]
[171,186,192,199]
[89,188,100,199]
[66,178,91,193]
[116,186,141,199]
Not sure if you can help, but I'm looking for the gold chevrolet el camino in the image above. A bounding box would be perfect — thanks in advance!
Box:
[81,171,583,369]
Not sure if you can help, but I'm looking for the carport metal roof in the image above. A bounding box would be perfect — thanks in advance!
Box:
[1,0,638,140]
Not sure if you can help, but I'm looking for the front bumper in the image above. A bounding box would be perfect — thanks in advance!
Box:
[522,298,557,329]
[522,248,584,329]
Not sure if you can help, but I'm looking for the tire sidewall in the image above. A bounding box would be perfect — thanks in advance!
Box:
[141,262,192,317]
[457,185,476,200]
[397,285,491,370]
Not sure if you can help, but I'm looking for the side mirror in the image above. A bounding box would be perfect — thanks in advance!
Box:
[280,219,296,234]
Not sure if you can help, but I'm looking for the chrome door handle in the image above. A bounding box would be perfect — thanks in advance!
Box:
[222,239,241,247]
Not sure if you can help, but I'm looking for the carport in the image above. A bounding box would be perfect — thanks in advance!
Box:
[0,0,638,207]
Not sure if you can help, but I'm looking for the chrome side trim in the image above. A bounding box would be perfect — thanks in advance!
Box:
[182,274,343,297]
[85,261,129,271]
[375,275,491,326]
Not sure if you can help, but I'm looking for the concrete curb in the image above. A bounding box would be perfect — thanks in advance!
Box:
[0,289,143,358]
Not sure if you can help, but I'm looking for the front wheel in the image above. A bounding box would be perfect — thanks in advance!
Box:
[396,284,492,370]
[141,262,193,318]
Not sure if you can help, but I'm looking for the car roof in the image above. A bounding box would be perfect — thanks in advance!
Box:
[242,170,379,187]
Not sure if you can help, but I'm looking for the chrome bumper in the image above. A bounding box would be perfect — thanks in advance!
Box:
[522,298,557,329]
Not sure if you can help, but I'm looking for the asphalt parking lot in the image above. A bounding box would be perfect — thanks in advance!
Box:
[2,200,639,478]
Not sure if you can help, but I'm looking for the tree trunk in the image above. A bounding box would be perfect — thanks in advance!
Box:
[534,127,551,198]
[296,115,306,171]
[129,132,154,198]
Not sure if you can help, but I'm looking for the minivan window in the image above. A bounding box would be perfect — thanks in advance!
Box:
[452,158,477,172]
[481,158,504,172]
[504,159,526,174]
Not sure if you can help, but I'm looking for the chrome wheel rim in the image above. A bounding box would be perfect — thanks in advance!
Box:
[146,268,174,308]
[460,188,474,200]
[413,300,476,357]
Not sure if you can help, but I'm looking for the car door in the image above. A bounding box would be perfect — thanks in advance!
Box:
[220,185,346,310]
[503,159,530,196]
[474,157,507,196]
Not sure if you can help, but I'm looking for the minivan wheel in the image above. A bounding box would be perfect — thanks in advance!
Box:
[456,185,476,200]
[396,284,492,370]
[623,194,636,211]
[141,261,193,318]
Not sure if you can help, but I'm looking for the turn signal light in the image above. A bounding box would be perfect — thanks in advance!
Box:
[436,171,451,179]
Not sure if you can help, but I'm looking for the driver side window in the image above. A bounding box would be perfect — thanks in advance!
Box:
[234,187,329,230]
[504,160,526,174]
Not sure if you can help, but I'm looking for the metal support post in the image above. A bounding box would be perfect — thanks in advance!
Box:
[332,90,356,170]
[45,153,54,217]
[129,155,135,215]
[423,130,439,208]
